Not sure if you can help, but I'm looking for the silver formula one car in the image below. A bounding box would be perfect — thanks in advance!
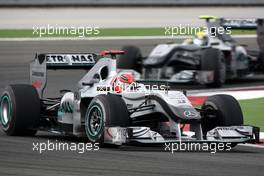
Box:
[117,17,264,88]
[0,50,260,147]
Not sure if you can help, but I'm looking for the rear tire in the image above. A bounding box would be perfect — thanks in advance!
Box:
[201,48,226,88]
[201,94,243,148]
[85,94,130,146]
[117,46,142,73]
[0,84,40,136]
[258,50,264,71]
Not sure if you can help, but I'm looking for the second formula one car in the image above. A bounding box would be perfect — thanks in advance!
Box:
[0,50,260,147]
[117,17,264,87]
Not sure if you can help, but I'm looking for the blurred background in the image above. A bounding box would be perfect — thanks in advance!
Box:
[1,0,264,6]
[0,0,264,29]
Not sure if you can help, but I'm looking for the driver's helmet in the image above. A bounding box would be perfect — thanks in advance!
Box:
[111,73,135,93]
[193,31,209,46]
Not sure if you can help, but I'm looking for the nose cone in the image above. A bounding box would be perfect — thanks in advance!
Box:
[171,106,201,121]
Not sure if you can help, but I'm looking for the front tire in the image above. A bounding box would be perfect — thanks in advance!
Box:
[0,84,40,136]
[258,50,264,71]
[201,94,243,135]
[201,95,243,148]
[85,94,130,146]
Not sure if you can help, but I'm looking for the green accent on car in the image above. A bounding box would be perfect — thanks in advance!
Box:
[199,15,219,20]
[63,102,74,113]
[85,103,104,141]
[0,95,12,127]
[57,110,65,116]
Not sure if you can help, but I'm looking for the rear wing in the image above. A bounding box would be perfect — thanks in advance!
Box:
[30,53,98,97]
[199,16,260,29]
[200,16,264,46]
[200,16,264,29]
[220,18,257,29]
[37,53,97,69]
[220,18,264,49]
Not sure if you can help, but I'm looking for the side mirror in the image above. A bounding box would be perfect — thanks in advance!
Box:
[82,78,100,86]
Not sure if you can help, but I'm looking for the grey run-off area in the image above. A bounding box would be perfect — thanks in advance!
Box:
[0,7,264,28]
[0,0,264,6]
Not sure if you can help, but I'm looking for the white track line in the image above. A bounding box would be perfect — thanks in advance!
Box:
[239,144,264,148]
[237,132,264,148]
[189,85,264,94]
[191,90,264,100]
[188,85,264,100]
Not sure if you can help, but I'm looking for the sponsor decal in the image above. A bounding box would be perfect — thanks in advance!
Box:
[96,86,111,92]
[183,110,198,118]
[46,54,95,65]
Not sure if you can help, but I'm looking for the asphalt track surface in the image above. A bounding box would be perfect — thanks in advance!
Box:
[0,38,264,176]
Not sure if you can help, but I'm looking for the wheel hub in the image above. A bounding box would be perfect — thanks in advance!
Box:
[0,96,11,126]
[87,105,103,136]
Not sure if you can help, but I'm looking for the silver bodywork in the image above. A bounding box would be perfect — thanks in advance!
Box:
[30,52,259,146]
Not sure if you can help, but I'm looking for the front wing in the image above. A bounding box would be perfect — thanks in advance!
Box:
[104,125,260,146]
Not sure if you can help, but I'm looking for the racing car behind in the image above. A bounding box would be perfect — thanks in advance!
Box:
[117,17,264,87]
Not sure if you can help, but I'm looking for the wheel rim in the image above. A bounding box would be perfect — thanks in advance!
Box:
[85,103,104,138]
[203,105,217,118]
[0,95,12,127]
